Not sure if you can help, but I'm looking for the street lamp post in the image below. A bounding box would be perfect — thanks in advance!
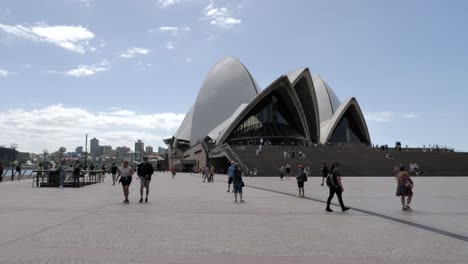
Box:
[10,143,17,181]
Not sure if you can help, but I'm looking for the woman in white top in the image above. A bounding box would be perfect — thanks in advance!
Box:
[116,160,134,203]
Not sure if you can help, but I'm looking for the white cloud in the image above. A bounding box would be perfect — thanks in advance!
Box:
[78,0,94,7]
[0,105,185,153]
[364,112,393,123]
[158,0,182,8]
[0,69,9,77]
[203,3,242,28]
[206,34,216,41]
[166,41,175,50]
[156,26,190,36]
[185,57,192,63]
[119,47,150,58]
[402,112,419,119]
[65,60,110,77]
[0,23,96,53]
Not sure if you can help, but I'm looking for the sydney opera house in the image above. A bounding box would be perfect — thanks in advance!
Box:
[164,57,371,173]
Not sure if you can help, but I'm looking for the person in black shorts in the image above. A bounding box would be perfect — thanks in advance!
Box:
[116,160,134,203]
[321,162,329,186]
[296,164,307,197]
[233,163,244,203]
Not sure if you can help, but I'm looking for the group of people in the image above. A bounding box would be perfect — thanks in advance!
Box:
[287,161,414,212]
[0,162,22,182]
[113,157,154,204]
[282,148,305,160]
[227,161,245,202]
[201,165,215,182]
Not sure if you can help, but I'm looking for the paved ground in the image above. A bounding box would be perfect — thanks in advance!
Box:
[0,173,467,264]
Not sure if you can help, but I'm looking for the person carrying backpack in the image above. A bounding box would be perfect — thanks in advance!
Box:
[296,164,308,197]
[233,163,244,203]
[325,163,350,212]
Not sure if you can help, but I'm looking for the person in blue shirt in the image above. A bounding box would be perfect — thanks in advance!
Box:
[227,160,235,192]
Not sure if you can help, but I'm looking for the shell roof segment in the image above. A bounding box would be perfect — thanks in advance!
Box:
[189,57,259,145]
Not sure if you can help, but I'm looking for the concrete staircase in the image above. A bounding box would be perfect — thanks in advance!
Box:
[231,145,468,176]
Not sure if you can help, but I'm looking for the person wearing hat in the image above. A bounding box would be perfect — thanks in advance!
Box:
[137,157,154,203]
[296,164,308,197]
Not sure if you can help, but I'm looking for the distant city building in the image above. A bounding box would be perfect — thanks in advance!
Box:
[146,146,153,155]
[135,140,144,160]
[76,146,83,154]
[59,147,66,153]
[158,147,168,156]
[90,138,100,156]
[101,145,113,155]
[115,146,130,162]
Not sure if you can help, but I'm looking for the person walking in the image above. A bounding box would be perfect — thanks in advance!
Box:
[110,163,118,185]
[116,160,134,204]
[0,162,4,182]
[209,165,215,182]
[58,160,66,188]
[325,163,350,212]
[171,166,176,179]
[137,157,154,203]
[73,161,81,188]
[101,164,106,181]
[396,165,414,211]
[285,164,291,180]
[12,163,21,181]
[227,161,235,192]
[202,166,209,182]
[296,164,308,197]
[279,165,285,180]
[320,162,329,186]
[233,163,244,203]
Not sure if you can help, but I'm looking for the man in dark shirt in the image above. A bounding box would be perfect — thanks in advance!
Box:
[110,163,118,185]
[321,162,329,186]
[138,157,154,203]
[325,163,350,212]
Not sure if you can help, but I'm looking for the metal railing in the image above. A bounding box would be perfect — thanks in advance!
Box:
[216,143,250,176]
[32,170,106,188]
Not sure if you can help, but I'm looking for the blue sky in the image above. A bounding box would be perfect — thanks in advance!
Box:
[0,0,467,153]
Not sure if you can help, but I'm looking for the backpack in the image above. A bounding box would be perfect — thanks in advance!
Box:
[326,173,336,187]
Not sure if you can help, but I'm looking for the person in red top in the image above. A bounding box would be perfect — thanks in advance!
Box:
[171,166,176,179]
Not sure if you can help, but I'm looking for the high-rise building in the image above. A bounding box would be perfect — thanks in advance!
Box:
[59,147,66,153]
[75,146,83,154]
[146,146,153,155]
[158,147,168,156]
[101,145,113,155]
[90,138,100,156]
[135,140,144,160]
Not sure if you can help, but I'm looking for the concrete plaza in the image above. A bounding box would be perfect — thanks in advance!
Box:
[0,173,467,264]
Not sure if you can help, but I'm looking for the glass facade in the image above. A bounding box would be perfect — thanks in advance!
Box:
[328,107,368,144]
[227,92,306,143]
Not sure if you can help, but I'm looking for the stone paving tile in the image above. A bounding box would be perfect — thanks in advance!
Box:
[0,173,468,263]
